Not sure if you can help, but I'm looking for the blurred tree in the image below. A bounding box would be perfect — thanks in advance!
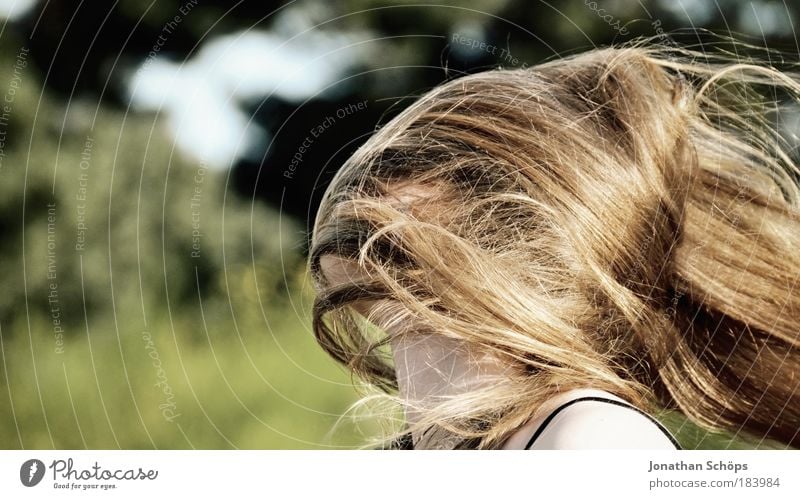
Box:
[0,31,304,333]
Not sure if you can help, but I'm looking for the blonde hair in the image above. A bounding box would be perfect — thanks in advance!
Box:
[309,37,800,449]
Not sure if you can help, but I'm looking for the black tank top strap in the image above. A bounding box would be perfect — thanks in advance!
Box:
[523,396,682,450]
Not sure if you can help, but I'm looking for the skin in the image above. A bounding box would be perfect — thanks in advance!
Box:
[319,254,507,446]
[498,387,678,449]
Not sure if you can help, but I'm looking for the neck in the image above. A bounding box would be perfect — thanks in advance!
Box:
[390,332,508,449]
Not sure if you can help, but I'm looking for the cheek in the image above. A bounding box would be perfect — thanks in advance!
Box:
[390,334,479,401]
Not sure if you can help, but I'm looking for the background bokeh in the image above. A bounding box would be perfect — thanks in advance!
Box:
[0,0,797,449]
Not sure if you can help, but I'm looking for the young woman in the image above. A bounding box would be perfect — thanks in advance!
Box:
[308,38,800,449]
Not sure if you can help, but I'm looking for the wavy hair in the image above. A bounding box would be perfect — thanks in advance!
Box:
[308,37,800,449]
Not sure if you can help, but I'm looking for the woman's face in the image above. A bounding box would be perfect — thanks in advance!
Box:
[319,254,506,446]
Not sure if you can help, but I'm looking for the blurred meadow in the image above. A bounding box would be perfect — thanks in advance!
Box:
[0,0,798,449]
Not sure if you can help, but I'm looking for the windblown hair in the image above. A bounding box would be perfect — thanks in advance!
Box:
[309,37,800,449]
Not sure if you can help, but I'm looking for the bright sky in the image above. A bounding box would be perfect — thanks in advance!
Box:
[0,0,37,20]
[126,6,372,170]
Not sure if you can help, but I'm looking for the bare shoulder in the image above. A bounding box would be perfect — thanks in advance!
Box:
[527,397,679,450]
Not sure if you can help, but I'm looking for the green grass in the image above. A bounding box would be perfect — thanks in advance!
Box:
[0,269,380,449]
[656,409,793,450]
